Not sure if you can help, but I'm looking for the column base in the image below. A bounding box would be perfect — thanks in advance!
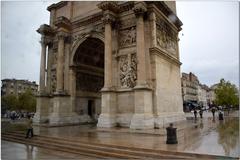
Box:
[116,113,133,127]
[97,114,116,128]
[154,112,186,128]
[49,112,82,126]
[48,95,81,126]
[33,96,51,124]
[130,113,154,129]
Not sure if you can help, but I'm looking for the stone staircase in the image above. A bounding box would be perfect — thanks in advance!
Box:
[2,131,236,159]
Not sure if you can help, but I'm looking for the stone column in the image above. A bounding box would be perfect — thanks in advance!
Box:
[150,12,157,48]
[134,3,147,87]
[130,2,154,130]
[56,31,66,93]
[69,68,76,97]
[69,68,76,113]
[46,44,53,94]
[39,37,47,94]
[103,15,114,89]
[97,2,119,128]
[64,41,70,92]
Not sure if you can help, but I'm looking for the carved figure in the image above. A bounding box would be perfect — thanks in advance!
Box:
[119,54,137,88]
[119,27,136,47]
[156,18,178,54]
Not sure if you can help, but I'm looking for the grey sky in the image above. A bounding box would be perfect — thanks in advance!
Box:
[1,1,239,87]
[176,1,239,86]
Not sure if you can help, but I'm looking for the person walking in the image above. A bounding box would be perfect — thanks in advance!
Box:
[199,109,203,119]
[193,109,197,120]
[25,115,33,138]
[211,107,216,118]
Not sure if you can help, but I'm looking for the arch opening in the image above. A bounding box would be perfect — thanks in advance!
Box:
[73,38,104,123]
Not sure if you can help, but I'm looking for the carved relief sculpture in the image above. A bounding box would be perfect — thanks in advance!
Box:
[156,17,178,54]
[119,54,137,88]
[119,27,136,48]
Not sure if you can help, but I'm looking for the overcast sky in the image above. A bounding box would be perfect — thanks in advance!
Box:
[1,1,239,87]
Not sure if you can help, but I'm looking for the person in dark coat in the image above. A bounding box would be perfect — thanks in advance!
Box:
[193,109,197,120]
[211,107,216,118]
[199,109,203,119]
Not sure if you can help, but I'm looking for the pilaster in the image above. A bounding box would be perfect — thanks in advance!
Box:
[97,2,119,128]
[133,2,148,88]
[130,2,154,129]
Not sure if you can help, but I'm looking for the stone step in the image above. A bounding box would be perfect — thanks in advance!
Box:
[3,135,184,159]
[2,136,105,159]
[2,134,140,159]
[3,131,237,160]
[2,133,190,159]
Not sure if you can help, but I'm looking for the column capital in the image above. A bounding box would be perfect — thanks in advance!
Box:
[37,24,54,36]
[133,2,147,17]
[98,1,120,13]
[57,31,69,40]
[102,12,116,25]
[40,36,53,46]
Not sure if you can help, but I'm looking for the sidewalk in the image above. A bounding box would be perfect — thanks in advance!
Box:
[30,111,239,158]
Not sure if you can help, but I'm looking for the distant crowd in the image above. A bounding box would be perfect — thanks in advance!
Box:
[2,110,34,121]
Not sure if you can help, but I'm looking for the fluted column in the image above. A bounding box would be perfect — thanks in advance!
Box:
[102,13,115,89]
[64,41,70,92]
[56,32,66,93]
[150,12,157,48]
[134,2,147,87]
[39,38,47,93]
[46,44,53,94]
[104,15,113,88]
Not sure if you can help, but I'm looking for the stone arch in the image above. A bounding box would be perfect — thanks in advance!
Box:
[70,32,104,66]
[70,33,105,123]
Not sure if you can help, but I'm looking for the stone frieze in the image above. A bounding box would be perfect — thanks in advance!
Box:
[156,16,178,54]
[119,26,136,48]
[119,54,137,88]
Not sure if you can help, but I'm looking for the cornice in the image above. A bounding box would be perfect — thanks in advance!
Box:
[98,1,120,13]
[54,16,71,30]
[146,2,182,31]
[149,47,182,66]
[72,12,103,27]
[119,1,134,13]
[47,1,68,11]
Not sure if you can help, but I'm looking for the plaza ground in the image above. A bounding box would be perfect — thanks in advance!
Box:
[1,111,239,159]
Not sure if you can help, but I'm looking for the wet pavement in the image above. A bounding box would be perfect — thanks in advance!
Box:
[2,111,239,159]
[1,140,90,160]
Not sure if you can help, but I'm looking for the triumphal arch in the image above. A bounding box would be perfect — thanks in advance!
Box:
[34,1,185,129]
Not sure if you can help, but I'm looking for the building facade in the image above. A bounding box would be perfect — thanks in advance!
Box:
[34,1,185,129]
[181,72,199,103]
[197,84,208,107]
[207,84,217,105]
[1,79,38,96]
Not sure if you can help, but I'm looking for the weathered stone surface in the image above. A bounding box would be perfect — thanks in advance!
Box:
[35,1,185,128]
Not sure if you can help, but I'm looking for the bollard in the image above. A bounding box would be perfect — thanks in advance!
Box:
[166,123,178,144]
[219,112,224,120]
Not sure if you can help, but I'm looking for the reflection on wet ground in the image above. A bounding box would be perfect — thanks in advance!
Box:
[32,114,239,158]
[1,140,89,160]
[2,111,239,159]
[183,117,239,157]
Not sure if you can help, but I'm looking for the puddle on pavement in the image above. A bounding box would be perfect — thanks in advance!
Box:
[183,117,239,157]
